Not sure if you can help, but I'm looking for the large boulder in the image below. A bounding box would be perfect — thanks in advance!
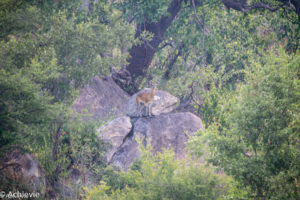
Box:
[0,149,101,199]
[98,116,132,163]
[126,89,178,118]
[0,149,47,195]
[72,76,130,122]
[110,112,204,171]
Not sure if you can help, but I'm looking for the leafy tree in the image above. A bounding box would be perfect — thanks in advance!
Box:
[112,0,300,93]
[0,0,134,188]
[150,1,298,125]
[189,48,300,199]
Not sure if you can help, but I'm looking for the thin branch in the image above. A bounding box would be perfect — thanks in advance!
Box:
[243,152,252,158]
[127,15,135,24]
[223,0,279,13]
[189,81,205,116]
[163,43,185,79]
[145,40,155,50]
[243,2,279,13]
[190,82,199,106]
[191,0,209,33]
[158,41,174,51]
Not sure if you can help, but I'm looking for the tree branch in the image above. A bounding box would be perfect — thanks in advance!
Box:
[163,43,184,79]
[222,0,247,12]
[191,0,209,33]
[243,152,252,158]
[243,2,279,13]
[189,81,205,116]
[223,0,279,13]
[158,41,174,51]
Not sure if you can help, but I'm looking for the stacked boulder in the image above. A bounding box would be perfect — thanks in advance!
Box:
[98,88,204,171]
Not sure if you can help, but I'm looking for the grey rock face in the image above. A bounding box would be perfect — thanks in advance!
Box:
[72,76,130,122]
[98,116,132,162]
[111,112,204,171]
[126,89,178,118]
[111,136,140,170]
[73,78,203,172]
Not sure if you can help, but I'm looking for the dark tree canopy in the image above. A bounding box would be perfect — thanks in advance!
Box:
[113,0,300,94]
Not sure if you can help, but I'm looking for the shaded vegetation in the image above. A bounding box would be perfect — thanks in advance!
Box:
[0,0,299,199]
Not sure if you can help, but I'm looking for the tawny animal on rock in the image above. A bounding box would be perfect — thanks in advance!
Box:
[136,87,157,117]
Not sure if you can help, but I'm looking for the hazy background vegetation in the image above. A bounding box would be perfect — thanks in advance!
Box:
[0,0,299,199]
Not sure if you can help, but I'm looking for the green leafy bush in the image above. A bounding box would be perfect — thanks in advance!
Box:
[85,138,227,200]
[190,48,300,199]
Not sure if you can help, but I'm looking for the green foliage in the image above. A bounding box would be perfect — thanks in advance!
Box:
[85,138,226,200]
[66,119,106,176]
[152,1,298,128]
[190,49,300,199]
[0,0,134,188]
[0,67,54,151]
[114,0,172,24]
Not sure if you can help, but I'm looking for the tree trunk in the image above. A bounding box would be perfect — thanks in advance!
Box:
[117,0,183,94]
